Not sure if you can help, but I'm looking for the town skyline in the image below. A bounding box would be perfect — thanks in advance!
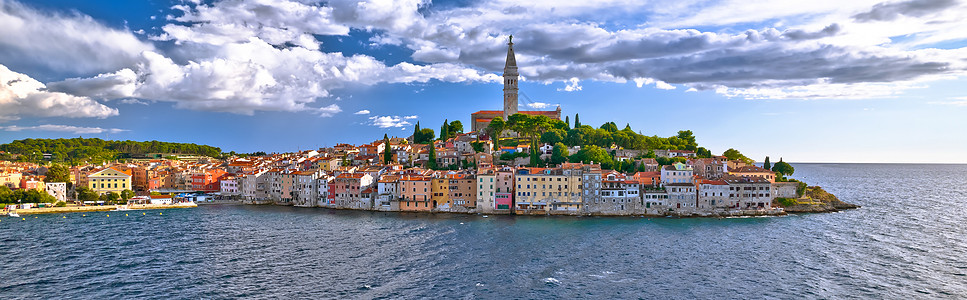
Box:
[2,0,967,163]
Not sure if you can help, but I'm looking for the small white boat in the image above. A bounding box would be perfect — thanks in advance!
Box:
[8,211,20,217]
[114,205,133,211]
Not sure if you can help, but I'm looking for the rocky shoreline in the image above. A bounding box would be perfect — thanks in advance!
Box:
[778,186,860,213]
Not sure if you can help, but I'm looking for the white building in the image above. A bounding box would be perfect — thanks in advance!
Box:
[219,176,238,195]
[661,162,694,185]
[698,180,730,209]
[666,183,696,211]
[45,182,67,202]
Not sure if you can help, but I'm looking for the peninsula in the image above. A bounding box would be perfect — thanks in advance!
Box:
[0,37,857,218]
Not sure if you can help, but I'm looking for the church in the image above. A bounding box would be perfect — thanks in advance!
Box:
[471,36,562,133]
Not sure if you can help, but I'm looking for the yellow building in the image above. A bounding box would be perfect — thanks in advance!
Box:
[430,177,450,208]
[514,167,584,213]
[88,167,132,195]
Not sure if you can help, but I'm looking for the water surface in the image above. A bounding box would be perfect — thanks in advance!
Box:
[1,163,966,299]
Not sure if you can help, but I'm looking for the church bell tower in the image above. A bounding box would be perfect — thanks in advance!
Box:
[503,35,518,120]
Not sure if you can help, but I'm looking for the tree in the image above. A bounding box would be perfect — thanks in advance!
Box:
[763,156,771,170]
[414,128,435,144]
[569,145,612,166]
[540,130,565,145]
[121,189,135,200]
[551,142,568,165]
[413,121,421,140]
[427,145,437,169]
[600,122,618,133]
[470,142,485,153]
[448,120,463,137]
[696,147,712,158]
[723,148,754,164]
[574,113,581,128]
[529,141,541,167]
[565,116,570,129]
[772,158,795,176]
[440,119,450,140]
[75,186,98,202]
[486,117,505,151]
[45,164,70,183]
[383,134,392,164]
[107,192,120,203]
[676,130,698,151]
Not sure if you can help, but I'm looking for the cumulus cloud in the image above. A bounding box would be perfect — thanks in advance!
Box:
[1,124,127,134]
[354,109,371,115]
[368,115,413,128]
[0,64,118,122]
[404,115,418,119]
[0,0,155,75]
[557,78,582,92]
[31,0,498,116]
[853,0,957,22]
[317,104,342,117]
[349,0,967,99]
[5,0,967,110]
[120,99,149,105]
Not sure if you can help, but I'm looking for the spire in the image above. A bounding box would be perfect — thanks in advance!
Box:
[502,35,519,119]
[504,35,517,72]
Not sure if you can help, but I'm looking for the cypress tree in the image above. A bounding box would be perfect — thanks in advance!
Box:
[565,116,570,129]
[440,119,449,140]
[763,156,771,170]
[427,145,437,169]
[383,134,392,164]
[575,113,581,127]
[414,122,421,141]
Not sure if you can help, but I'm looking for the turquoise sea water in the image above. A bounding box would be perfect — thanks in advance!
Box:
[1,163,966,299]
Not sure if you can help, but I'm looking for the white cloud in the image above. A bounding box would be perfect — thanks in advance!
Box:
[557,77,582,92]
[0,64,118,122]
[354,109,371,115]
[633,78,676,90]
[403,115,418,119]
[33,0,498,115]
[0,0,155,75]
[524,102,558,109]
[368,115,413,128]
[1,124,127,134]
[350,0,967,99]
[120,99,149,105]
[317,104,342,117]
[5,0,967,112]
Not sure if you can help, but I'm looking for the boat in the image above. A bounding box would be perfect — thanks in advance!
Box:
[8,211,20,217]
[114,205,133,211]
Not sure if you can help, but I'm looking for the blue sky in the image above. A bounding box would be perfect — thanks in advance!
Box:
[2,0,966,163]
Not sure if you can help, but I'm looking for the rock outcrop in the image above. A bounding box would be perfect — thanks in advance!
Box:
[779,186,859,213]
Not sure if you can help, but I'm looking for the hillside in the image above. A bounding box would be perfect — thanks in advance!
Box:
[0,138,222,164]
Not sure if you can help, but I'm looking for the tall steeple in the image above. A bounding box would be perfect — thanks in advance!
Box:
[503,35,518,120]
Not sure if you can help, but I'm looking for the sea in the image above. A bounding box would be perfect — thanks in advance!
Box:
[1,163,966,299]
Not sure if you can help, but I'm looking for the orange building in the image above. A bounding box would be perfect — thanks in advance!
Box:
[398,175,432,211]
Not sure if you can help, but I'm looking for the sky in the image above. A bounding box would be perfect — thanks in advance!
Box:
[1,0,966,163]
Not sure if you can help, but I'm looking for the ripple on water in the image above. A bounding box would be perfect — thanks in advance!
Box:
[2,164,967,298]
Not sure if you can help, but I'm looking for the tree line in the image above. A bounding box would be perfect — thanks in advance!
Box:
[0,138,223,165]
